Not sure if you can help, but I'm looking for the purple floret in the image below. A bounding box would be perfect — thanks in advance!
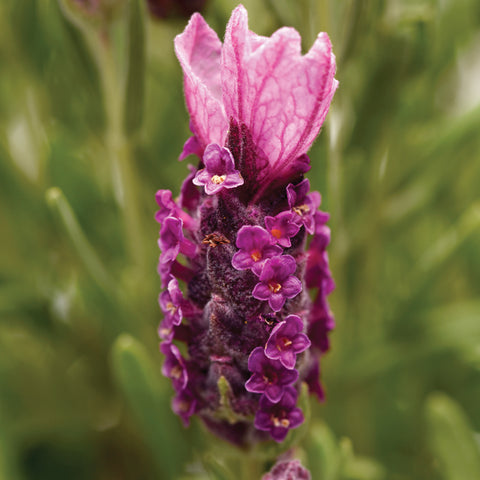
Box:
[265,315,311,369]
[232,225,282,275]
[160,342,188,392]
[287,179,321,235]
[252,256,302,312]
[245,347,298,402]
[264,211,301,248]
[254,387,304,442]
[193,143,244,195]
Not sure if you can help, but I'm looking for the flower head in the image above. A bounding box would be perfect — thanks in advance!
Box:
[174,5,338,189]
[157,5,337,446]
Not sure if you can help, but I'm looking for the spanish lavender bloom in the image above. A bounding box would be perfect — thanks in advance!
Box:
[262,459,311,480]
[157,5,337,446]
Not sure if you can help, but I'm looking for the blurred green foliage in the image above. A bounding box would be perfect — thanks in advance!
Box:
[0,0,479,478]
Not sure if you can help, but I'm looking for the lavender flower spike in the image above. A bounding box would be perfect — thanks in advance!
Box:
[157,5,337,445]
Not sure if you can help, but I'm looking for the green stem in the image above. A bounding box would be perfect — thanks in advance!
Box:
[92,29,147,274]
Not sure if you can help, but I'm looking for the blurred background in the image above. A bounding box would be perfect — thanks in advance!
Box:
[1,0,480,479]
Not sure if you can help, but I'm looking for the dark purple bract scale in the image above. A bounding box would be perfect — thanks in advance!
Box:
[156,5,337,446]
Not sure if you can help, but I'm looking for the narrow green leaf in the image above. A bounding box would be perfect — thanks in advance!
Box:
[46,187,115,294]
[425,393,480,480]
[123,0,145,135]
[111,334,189,479]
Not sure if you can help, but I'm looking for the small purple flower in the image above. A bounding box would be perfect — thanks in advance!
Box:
[179,164,201,211]
[160,342,188,392]
[155,190,177,224]
[262,459,311,480]
[304,358,325,401]
[287,179,321,234]
[308,294,335,353]
[265,315,311,369]
[158,276,184,340]
[179,134,202,161]
[172,389,197,427]
[155,188,198,230]
[245,347,298,402]
[192,143,244,195]
[232,225,283,275]
[252,256,302,312]
[264,211,301,248]
[158,217,197,264]
[305,212,333,286]
[254,386,304,442]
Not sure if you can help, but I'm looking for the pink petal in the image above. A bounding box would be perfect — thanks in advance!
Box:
[175,13,228,149]
[222,5,337,179]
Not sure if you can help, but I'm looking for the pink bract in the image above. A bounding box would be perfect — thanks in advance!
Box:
[174,5,338,182]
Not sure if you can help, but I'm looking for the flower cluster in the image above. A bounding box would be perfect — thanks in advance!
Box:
[156,5,337,446]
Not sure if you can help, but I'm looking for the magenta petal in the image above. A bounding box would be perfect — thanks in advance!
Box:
[245,374,266,394]
[292,333,311,353]
[269,293,286,312]
[175,14,228,149]
[222,5,337,181]
[252,283,271,301]
[281,350,296,370]
[282,276,302,298]
[179,135,202,161]
[265,384,283,403]
[287,408,304,429]
[231,250,254,270]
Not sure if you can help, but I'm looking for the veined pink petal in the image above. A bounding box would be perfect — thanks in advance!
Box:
[175,13,228,149]
[222,5,338,178]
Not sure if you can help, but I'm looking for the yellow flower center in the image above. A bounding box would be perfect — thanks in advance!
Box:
[250,249,262,262]
[272,416,290,428]
[268,282,282,293]
[271,228,282,239]
[277,337,292,351]
[293,204,310,216]
[211,174,226,185]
